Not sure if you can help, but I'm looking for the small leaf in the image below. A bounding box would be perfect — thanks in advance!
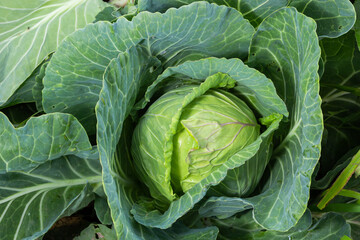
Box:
[74,224,116,240]
[94,196,113,225]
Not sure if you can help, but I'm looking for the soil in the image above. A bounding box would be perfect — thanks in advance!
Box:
[43,202,99,240]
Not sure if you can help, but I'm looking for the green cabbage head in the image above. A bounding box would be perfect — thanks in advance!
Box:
[132,85,260,206]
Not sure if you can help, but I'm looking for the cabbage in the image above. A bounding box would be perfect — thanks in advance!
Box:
[132,86,260,206]
[1,0,358,239]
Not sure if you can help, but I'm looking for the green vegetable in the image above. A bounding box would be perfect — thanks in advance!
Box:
[132,86,260,206]
[0,0,358,239]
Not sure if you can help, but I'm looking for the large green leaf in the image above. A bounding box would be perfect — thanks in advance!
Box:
[0,0,108,107]
[0,148,102,240]
[0,112,91,172]
[43,1,255,134]
[138,0,355,38]
[199,197,252,219]
[243,7,322,231]
[289,0,356,38]
[138,0,288,27]
[211,210,351,239]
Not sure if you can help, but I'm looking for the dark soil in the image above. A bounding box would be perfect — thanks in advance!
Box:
[43,202,99,240]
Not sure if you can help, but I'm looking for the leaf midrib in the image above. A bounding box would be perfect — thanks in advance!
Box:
[0,175,101,204]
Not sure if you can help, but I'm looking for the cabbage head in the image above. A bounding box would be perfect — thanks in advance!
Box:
[132,86,260,207]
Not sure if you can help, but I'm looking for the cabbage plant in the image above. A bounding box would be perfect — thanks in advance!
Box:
[0,0,358,239]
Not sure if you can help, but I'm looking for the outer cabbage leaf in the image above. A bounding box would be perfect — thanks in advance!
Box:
[96,45,220,240]
[289,0,355,38]
[138,0,288,27]
[43,2,254,134]
[138,0,355,38]
[0,0,108,106]
[198,7,322,231]
[210,210,351,240]
[192,6,323,231]
[0,148,102,240]
[0,112,91,172]
[96,45,155,239]
[244,6,323,231]
[199,197,252,219]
